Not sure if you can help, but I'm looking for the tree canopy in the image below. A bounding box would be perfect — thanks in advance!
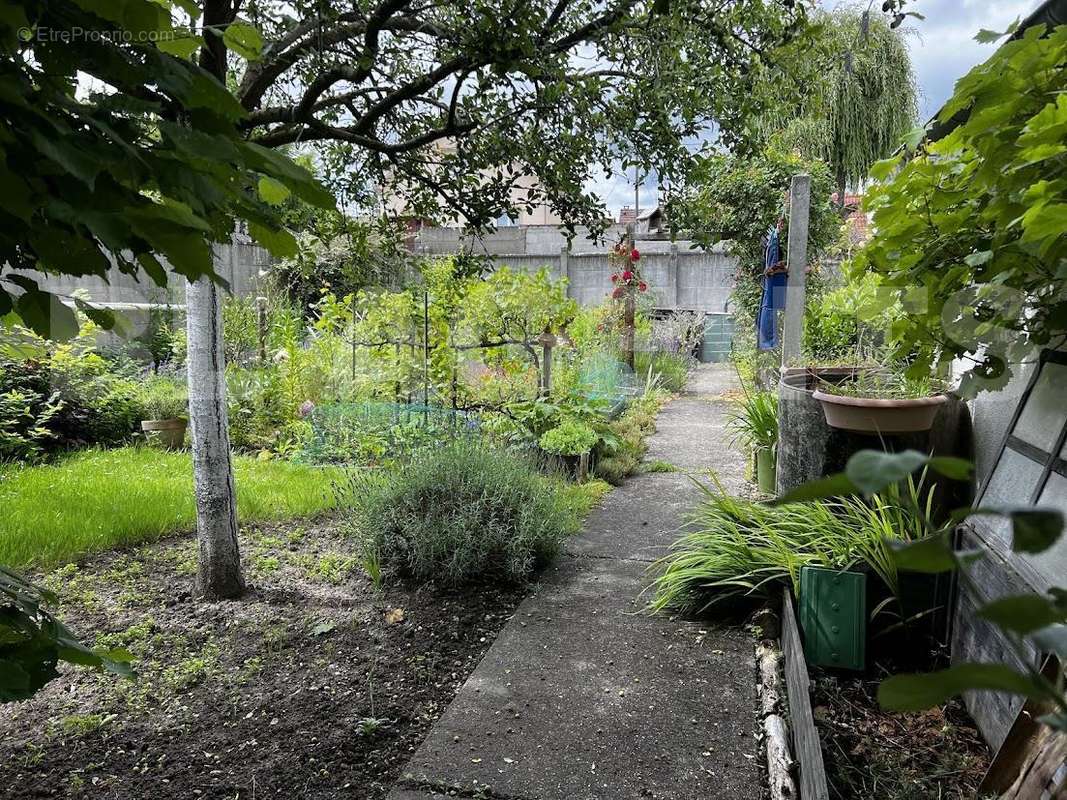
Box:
[227,0,810,230]
[0,0,333,338]
[763,5,918,205]
[854,23,1067,396]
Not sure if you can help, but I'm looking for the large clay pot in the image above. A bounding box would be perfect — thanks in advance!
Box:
[141,418,188,450]
[811,390,948,434]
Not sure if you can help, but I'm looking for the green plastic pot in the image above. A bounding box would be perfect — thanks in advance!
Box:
[755,447,776,494]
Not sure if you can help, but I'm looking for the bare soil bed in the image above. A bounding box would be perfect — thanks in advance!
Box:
[812,669,990,800]
[0,517,524,799]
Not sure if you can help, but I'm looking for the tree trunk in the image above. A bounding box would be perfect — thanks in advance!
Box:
[623,290,636,371]
[836,163,848,216]
[185,273,244,600]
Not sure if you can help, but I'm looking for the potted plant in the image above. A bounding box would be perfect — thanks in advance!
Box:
[539,419,598,481]
[140,379,189,450]
[726,387,779,493]
[812,368,947,434]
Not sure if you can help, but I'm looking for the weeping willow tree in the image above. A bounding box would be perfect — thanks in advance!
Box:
[768,6,918,211]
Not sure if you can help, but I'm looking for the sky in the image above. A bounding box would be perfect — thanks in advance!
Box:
[599,0,1039,217]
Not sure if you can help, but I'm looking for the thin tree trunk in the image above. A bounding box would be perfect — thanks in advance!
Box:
[836,163,847,216]
[185,273,244,600]
[623,290,635,371]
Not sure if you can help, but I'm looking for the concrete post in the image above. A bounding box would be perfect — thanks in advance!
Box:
[780,174,811,366]
[668,243,679,308]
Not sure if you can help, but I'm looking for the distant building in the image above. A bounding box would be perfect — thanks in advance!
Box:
[831,192,871,246]
[377,141,563,228]
[617,206,636,226]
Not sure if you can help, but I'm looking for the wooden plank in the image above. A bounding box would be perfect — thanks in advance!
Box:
[781,588,829,800]
[953,531,1039,749]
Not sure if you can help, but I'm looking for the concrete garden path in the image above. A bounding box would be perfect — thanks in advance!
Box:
[388,364,758,800]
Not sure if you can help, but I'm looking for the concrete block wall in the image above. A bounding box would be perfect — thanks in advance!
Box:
[414,226,738,314]
[21,241,273,306]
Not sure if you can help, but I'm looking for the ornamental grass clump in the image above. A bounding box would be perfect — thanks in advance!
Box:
[345,442,578,588]
[649,476,935,614]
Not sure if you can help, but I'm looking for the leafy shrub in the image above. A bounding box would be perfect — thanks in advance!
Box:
[725,387,778,452]
[634,350,689,394]
[139,377,188,420]
[591,390,662,485]
[345,442,579,587]
[0,388,62,462]
[803,272,900,363]
[539,420,597,456]
[649,477,934,614]
[0,346,146,459]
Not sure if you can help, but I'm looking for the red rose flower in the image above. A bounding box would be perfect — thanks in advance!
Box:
[610,273,618,283]
[611,286,624,299]
[638,281,647,292]
[622,270,633,282]
[630,248,640,261]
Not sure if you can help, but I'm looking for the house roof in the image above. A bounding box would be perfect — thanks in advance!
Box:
[927,0,1067,142]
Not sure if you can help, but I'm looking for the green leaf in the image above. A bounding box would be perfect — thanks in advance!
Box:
[1004,508,1064,554]
[248,221,298,259]
[157,32,202,60]
[1021,203,1067,246]
[1030,624,1067,657]
[974,29,1004,44]
[963,251,992,267]
[926,457,973,481]
[74,299,117,330]
[845,450,929,495]
[978,595,1067,634]
[891,533,959,574]
[257,176,291,206]
[239,142,336,209]
[222,21,264,61]
[878,663,1042,711]
[15,290,79,341]
[773,473,858,505]
[901,126,925,150]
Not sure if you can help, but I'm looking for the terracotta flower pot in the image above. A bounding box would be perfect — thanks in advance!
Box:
[811,390,947,434]
[141,418,188,450]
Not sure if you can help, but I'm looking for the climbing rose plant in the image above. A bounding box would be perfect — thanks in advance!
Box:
[854,24,1067,396]
[609,241,647,299]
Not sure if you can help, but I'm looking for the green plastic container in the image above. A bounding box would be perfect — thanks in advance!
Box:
[799,565,866,671]
[755,448,776,494]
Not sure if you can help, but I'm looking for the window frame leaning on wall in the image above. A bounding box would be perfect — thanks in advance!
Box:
[953,347,1067,748]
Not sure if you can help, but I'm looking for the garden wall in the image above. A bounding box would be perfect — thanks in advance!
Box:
[412,225,738,314]
[23,239,273,307]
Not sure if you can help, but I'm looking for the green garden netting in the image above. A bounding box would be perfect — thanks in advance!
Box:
[297,401,481,465]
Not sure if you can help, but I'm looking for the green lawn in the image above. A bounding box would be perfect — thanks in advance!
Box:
[0,448,340,570]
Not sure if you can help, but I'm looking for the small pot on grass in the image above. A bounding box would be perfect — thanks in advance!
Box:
[141,417,188,450]
[139,378,189,450]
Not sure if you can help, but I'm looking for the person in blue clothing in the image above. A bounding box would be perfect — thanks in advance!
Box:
[757,220,788,350]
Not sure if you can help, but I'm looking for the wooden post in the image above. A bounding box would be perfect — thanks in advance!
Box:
[560,245,571,299]
[781,174,811,367]
[423,290,429,407]
[538,331,556,396]
[350,294,357,380]
[623,290,636,371]
[256,296,268,365]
